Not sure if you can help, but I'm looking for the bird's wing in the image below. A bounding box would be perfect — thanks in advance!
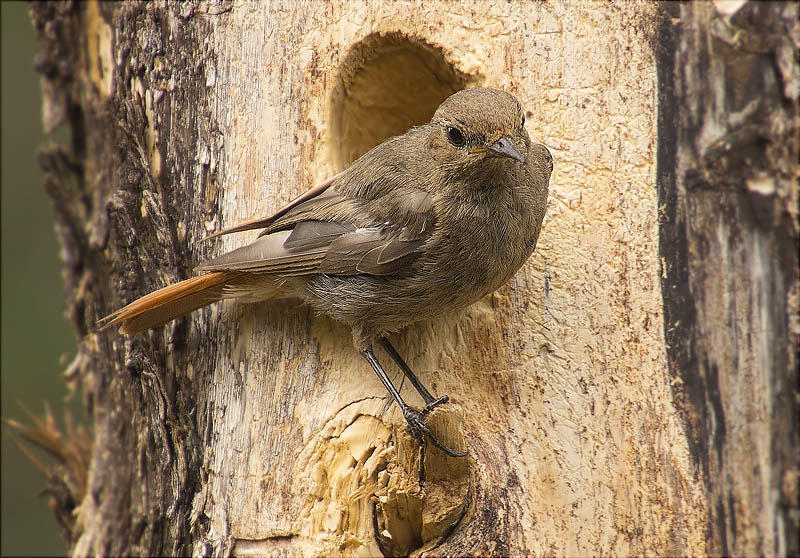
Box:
[200,171,344,241]
[196,180,435,277]
[316,224,424,275]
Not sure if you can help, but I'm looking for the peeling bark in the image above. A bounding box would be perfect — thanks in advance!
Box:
[656,3,799,555]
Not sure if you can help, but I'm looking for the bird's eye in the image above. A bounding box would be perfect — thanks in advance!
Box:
[446,126,466,147]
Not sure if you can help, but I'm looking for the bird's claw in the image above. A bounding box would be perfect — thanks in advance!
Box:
[422,394,449,415]
[402,404,467,458]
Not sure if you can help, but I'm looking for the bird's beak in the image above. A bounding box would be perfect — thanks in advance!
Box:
[488,136,525,163]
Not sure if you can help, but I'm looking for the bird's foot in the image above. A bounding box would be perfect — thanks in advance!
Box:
[402,403,467,458]
[422,394,449,414]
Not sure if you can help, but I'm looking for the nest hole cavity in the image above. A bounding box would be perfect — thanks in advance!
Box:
[330,32,472,169]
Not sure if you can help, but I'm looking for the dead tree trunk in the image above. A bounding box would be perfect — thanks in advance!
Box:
[657,3,799,555]
[30,1,796,556]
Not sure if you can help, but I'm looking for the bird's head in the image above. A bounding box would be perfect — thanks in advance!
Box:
[428,88,531,181]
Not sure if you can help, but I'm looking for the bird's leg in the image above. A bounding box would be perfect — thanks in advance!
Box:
[378,337,449,413]
[361,348,467,458]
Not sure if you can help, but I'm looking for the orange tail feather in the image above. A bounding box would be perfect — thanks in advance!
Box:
[98,271,244,334]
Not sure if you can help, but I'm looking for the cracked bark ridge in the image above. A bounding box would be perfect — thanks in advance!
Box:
[656,2,799,555]
[32,1,219,554]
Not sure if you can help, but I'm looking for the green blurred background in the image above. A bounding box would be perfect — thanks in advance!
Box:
[2,2,83,555]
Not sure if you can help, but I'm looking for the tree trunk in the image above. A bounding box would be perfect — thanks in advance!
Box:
[30,1,797,556]
[657,3,799,555]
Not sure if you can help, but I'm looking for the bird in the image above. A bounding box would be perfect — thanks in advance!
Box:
[99,87,553,456]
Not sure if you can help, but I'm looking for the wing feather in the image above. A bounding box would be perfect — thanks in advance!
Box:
[201,172,344,241]
[319,228,424,276]
[196,164,435,278]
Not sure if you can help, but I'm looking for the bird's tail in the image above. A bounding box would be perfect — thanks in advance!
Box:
[98,271,250,334]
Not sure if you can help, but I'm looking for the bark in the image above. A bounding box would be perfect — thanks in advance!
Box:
[656,3,799,555]
[29,1,797,556]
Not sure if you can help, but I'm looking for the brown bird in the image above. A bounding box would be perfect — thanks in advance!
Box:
[99,87,552,456]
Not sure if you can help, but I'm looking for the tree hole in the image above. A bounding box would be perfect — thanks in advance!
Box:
[330,32,473,169]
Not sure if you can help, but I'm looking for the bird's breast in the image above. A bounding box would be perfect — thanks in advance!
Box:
[425,194,537,302]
